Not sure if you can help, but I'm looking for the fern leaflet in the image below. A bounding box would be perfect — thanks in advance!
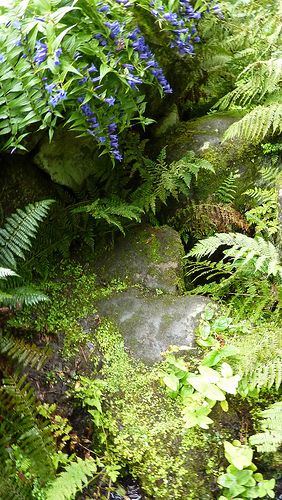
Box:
[44,457,97,500]
[249,402,282,452]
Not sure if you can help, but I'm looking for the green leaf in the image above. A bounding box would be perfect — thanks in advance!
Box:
[163,374,179,392]
[188,374,225,401]
[202,345,240,367]
[224,441,253,470]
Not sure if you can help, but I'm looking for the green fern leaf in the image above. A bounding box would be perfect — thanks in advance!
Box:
[45,457,97,500]
[0,200,54,270]
[223,104,282,143]
[249,402,282,452]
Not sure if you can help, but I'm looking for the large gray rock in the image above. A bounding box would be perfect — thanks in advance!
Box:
[96,288,209,364]
[94,225,185,294]
[150,111,245,163]
[34,126,109,190]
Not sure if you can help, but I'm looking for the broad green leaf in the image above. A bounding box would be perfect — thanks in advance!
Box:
[224,441,253,470]
[189,375,225,401]
[202,345,240,367]
[198,365,221,383]
[163,373,179,392]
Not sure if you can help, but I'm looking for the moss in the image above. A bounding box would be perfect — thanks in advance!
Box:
[94,320,225,499]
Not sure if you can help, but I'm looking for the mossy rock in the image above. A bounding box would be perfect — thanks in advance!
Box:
[95,288,209,364]
[94,320,232,500]
[93,225,185,294]
[0,155,59,218]
[34,126,110,190]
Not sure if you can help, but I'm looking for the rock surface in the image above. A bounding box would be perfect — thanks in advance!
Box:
[94,225,185,294]
[96,288,209,364]
[151,111,245,163]
[34,126,109,190]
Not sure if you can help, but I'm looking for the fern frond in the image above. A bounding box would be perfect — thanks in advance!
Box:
[0,200,54,269]
[232,324,282,392]
[44,457,97,500]
[223,104,282,143]
[249,402,282,452]
[188,232,282,278]
[0,331,47,370]
[0,267,18,278]
[218,58,282,109]
[73,197,143,234]
[0,373,56,482]
[132,149,214,214]
[0,286,49,308]
[215,170,240,203]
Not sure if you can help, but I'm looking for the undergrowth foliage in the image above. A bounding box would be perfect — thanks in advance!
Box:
[0,0,222,158]
[0,200,53,307]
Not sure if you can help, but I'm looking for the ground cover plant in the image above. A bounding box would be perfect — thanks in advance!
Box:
[0,0,281,498]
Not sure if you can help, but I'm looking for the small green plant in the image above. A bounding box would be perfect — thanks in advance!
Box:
[249,401,282,453]
[0,200,53,308]
[161,351,240,429]
[217,440,275,499]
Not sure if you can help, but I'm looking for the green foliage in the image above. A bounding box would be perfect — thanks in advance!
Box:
[215,170,240,204]
[188,232,282,278]
[73,196,143,235]
[44,457,97,500]
[132,148,214,215]
[161,348,240,430]
[217,440,275,499]
[223,104,282,143]
[0,200,53,308]
[243,166,280,238]
[0,0,217,157]
[249,401,282,453]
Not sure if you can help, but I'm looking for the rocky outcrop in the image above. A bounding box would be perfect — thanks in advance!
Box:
[96,288,209,364]
[94,225,185,294]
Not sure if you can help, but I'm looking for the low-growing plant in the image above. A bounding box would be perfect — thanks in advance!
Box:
[217,440,275,499]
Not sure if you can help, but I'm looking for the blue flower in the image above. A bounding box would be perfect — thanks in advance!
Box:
[78,76,88,85]
[98,4,110,12]
[0,54,5,63]
[13,19,21,29]
[45,83,56,94]
[15,40,22,46]
[105,96,115,106]
[34,40,48,65]
[105,20,121,39]
[88,64,98,73]
[49,89,67,107]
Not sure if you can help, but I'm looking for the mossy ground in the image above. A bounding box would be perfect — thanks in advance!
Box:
[7,262,226,499]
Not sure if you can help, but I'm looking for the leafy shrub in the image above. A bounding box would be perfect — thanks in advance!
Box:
[0,0,222,158]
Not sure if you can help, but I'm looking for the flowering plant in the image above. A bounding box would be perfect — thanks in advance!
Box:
[0,0,222,160]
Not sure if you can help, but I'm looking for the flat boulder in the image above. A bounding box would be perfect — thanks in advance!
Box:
[94,225,185,294]
[96,288,209,364]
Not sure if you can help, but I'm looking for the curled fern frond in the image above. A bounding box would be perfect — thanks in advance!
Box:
[249,402,282,452]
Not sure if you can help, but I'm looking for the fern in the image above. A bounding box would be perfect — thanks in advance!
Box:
[249,402,282,452]
[0,200,54,270]
[218,58,282,109]
[0,201,53,308]
[230,324,282,392]
[188,232,282,278]
[0,373,56,482]
[215,170,240,203]
[223,103,282,143]
[0,330,48,370]
[243,166,280,237]
[132,149,214,214]
[73,196,143,234]
[44,457,97,500]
